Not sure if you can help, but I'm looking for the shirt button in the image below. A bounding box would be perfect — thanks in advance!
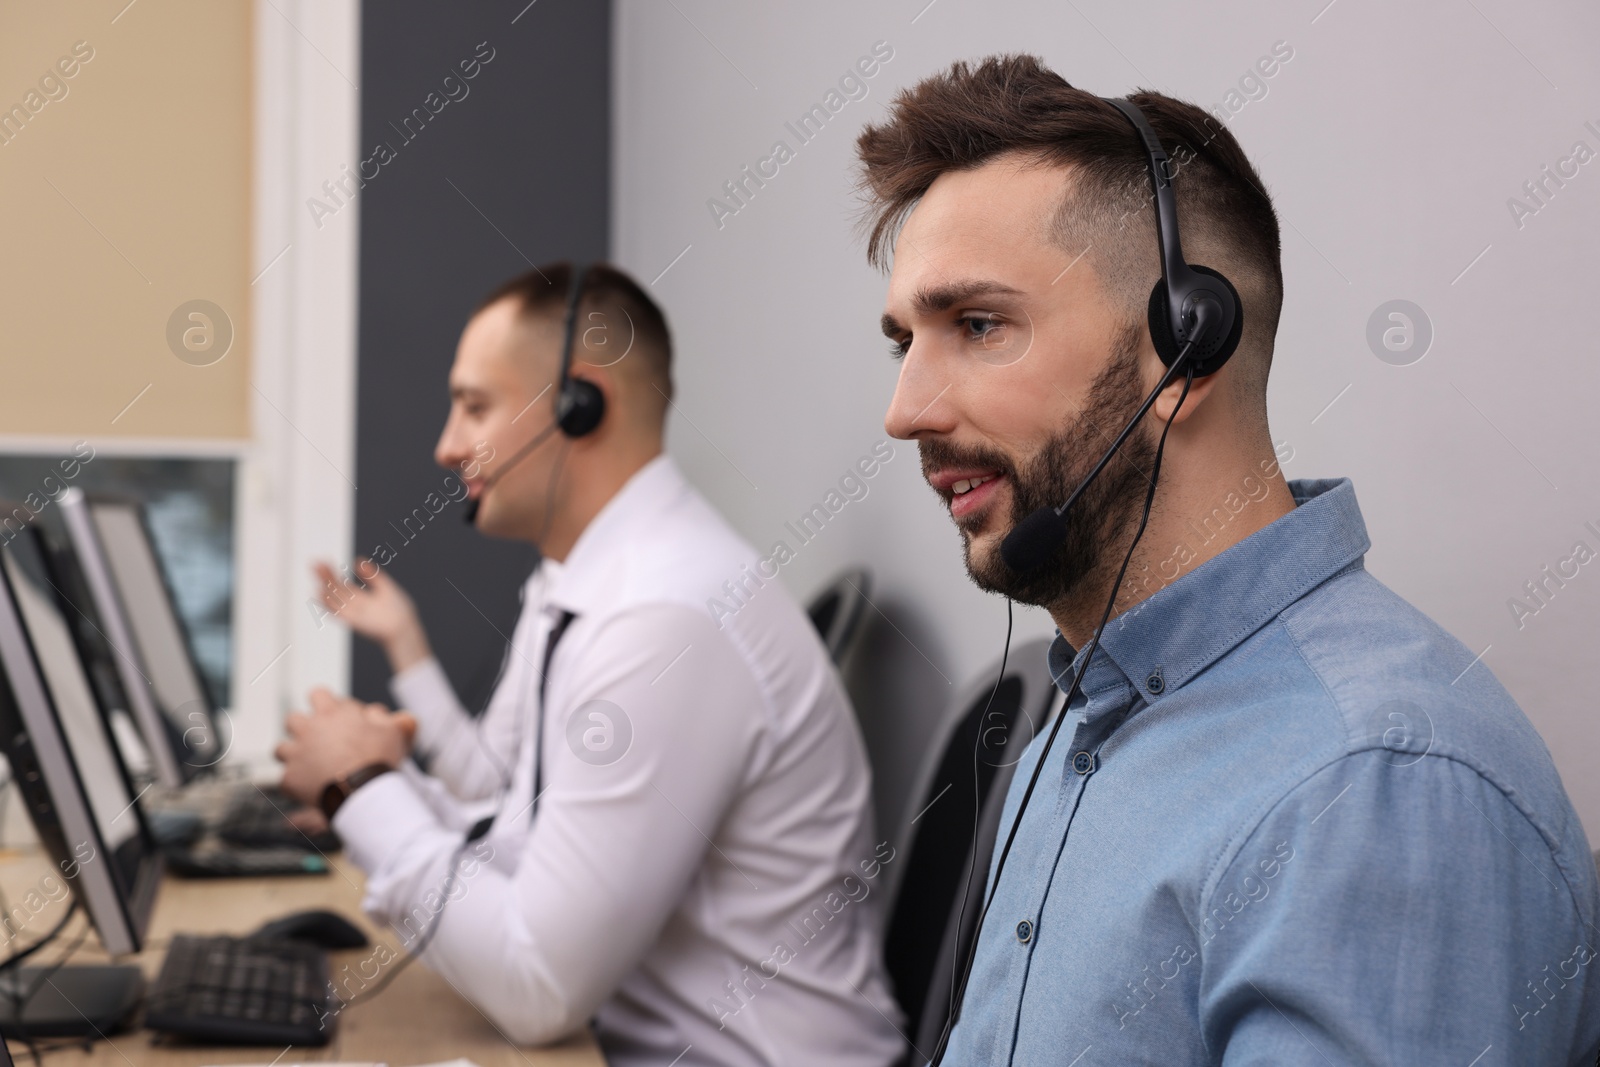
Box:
[1146,669,1165,695]
[1072,751,1094,775]
[1015,920,1033,944]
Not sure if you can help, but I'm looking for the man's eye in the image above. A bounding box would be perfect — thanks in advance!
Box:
[960,314,1005,345]
[888,337,910,361]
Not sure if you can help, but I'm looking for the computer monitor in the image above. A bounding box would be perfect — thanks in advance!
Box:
[0,516,161,957]
[57,489,221,786]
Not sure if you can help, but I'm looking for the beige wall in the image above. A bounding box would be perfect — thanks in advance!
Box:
[0,0,252,440]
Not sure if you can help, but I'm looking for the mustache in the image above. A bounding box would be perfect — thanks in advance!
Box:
[918,438,1017,483]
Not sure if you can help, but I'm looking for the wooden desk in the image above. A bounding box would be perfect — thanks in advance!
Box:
[0,849,604,1067]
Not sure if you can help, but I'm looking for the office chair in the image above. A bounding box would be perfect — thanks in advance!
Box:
[805,568,872,666]
[880,638,1056,1052]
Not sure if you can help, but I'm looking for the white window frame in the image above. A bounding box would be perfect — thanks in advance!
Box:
[236,0,362,771]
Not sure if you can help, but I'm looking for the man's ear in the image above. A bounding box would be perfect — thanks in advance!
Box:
[1153,361,1224,424]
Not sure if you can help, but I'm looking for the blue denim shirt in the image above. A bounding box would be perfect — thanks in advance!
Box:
[945,478,1600,1066]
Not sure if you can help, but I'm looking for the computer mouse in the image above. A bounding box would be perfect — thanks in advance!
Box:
[252,909,369,950]
[145,809,205,847]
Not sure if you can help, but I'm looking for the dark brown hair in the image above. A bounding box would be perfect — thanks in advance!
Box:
[856,55,1283,393]
[478,261,674,403]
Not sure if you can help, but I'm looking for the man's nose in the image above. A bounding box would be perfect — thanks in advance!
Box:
[884,352,956,441]
[435,417,467,471]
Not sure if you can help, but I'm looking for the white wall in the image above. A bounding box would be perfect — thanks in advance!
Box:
[613,0,1600,841]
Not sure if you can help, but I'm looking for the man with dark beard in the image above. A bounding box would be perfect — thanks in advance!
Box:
[913,320,1167,612]
[860,56,1600,1065]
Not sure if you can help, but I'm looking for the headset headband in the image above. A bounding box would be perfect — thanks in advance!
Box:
[554,263,605,437]
[1101,97,1242,376]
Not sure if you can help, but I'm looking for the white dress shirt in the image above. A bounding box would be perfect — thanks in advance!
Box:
[333,455,905,1067]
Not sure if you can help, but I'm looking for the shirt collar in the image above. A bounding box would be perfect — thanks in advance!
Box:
[1048,477,1371,705]
[540,453,685,616]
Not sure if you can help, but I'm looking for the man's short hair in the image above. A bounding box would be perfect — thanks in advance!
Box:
[855,55,1283,400]
[478,260,674,404]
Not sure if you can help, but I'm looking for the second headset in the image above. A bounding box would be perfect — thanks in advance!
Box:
[464,263,606,525]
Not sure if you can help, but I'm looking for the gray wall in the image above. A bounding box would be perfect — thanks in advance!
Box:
[612,0,1600,842]
[354,0,610,707]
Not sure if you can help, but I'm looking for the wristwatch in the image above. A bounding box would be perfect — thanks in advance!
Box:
[318,763,393,820]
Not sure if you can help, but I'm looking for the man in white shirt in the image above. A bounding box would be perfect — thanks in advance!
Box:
[275,262,905,1067]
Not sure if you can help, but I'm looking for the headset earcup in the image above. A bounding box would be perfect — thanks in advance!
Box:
[1146,279,1180,366]
[1189,265,1243,376]
[557,378,606,437]
[1145,267,1244,376]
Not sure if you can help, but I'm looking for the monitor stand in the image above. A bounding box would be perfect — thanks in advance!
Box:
[0,965,145,1039]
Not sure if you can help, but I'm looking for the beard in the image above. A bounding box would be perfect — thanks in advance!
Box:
[920,327,1157,611]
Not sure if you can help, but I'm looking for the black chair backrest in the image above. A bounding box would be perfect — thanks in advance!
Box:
[912,720,1041,1056]
[882,638,1056,1049]
[805,568,872,666]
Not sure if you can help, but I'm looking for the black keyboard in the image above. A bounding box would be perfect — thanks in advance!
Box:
[144,935,336,1046]
[216,787,341,853]
[162,845,330,879]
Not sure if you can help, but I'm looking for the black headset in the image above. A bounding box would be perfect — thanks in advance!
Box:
[464,263,607,525]
[934,96,1246,1063]
[553,263,606,438]
[999,97,1244,574]
[1102,97,1243,378]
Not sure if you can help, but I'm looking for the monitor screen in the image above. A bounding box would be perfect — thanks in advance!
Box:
[0,521,160,956]
[81,498,221,774]
[58,491,199,787]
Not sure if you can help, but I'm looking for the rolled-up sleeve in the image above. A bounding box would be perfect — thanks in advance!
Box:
[1201,750,1600,1065]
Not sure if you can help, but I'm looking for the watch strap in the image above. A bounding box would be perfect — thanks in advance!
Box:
[319,762,393,820]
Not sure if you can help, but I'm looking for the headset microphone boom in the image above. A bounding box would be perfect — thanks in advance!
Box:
[462,263,608,525]
[998,97,1241,575]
